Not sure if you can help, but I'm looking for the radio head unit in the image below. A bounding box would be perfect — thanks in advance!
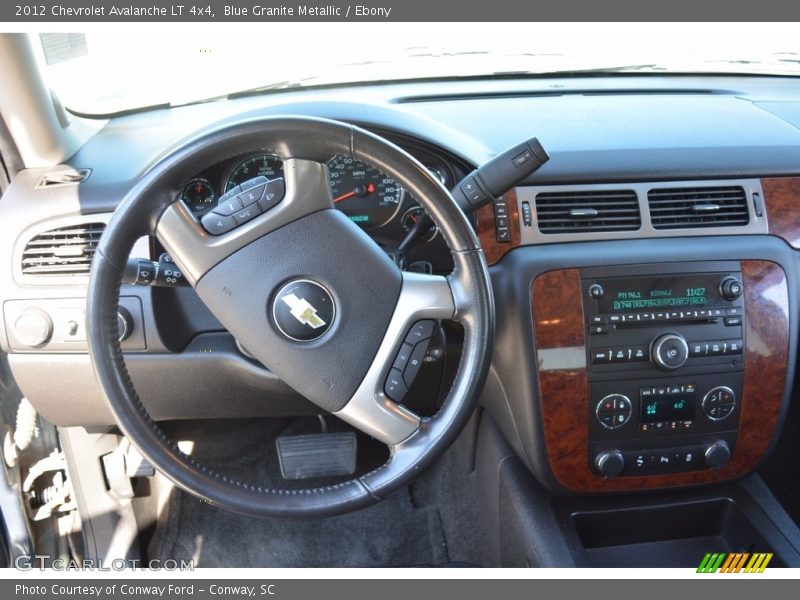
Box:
[581,264,745,479]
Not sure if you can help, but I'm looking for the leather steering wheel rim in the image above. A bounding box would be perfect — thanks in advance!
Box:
[87,116,494,518]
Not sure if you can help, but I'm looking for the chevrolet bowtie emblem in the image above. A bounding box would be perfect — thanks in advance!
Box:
[280,293,327,329]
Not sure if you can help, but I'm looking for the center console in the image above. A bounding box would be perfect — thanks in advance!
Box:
[531,260,789,493]
[583,263,744,478]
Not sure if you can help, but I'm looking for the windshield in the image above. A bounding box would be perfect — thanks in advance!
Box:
[36,23,800,116]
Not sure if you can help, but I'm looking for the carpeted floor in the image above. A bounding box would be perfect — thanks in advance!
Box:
[147,416,489,567]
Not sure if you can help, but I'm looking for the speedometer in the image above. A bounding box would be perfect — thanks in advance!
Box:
[223,154,283,193]
[327,156,403,229]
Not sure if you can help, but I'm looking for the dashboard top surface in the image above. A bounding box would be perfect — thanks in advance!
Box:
[61,75,800,205]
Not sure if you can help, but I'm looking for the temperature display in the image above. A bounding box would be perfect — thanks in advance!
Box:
[640,395,695,423]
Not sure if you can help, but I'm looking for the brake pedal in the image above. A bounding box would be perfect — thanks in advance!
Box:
[276,432,356,479]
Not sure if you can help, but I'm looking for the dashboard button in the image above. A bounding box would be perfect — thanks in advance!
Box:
[653,449,675,469]
[201,213,238,235]
[726,340,743,354]
[496,227,511,242]
[724,316,742,327]
[591,349,611,364]
[702,386,736,421]
[595,394,631,430]
[589,325,608,335]
[674,446,701,469]
[623,450,652,473]
[689,342,706,357]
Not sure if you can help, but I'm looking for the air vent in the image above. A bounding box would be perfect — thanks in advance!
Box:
[36,168,91,188]
[648,186,749,229]
[21,223,105,276]
[535,189,641,233]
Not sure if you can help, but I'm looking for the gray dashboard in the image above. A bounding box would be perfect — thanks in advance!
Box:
[3,74,800,428]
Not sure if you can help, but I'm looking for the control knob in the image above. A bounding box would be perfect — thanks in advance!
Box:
[719,277,743,301]
[704,440,731,469]
[117,307,133,342]
[13,308,53,348]
[595,450,625,478]
[651,332,689,370]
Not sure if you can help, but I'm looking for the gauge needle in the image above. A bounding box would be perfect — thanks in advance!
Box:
[333,183,376,203]
[333,191,356,203]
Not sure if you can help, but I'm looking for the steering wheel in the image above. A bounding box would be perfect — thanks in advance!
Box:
[87,116,494,518]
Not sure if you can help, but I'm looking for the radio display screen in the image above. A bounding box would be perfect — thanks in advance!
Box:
[640,395,695,423]
[594,274,720,313]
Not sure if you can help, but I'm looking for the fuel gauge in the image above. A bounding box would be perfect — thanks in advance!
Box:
[400,206,438,242]
[180,178,217,215]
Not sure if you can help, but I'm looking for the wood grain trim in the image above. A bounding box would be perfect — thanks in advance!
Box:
[475,189,521,265]
[763,177,800,248]
[533,262,788,492]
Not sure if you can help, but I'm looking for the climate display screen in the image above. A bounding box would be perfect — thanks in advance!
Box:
[594,274,721,313]
[640,395,695,423]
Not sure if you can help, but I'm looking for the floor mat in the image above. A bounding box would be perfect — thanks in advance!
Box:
[151,487,447,568]
[147,418,450,567]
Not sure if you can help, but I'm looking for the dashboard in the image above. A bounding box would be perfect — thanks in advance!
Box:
[2,74,800,496]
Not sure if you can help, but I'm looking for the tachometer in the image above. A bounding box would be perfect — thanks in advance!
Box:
[223,154,283,192]
[180,178,217,215]
[327,156,403,229]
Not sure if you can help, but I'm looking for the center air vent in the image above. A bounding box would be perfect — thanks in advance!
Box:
[535,189,640,233]
[21,222,105,276]
[648,186,749,229]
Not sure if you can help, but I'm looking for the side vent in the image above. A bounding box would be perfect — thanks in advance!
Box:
[535,189,640,233]
[36,168,91,188]
[21,223,105,276]
[648,186,749,229]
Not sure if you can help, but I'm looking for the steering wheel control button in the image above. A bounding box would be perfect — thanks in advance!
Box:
[237,183,266,207]
[595,394,632,430]
[201,212,237,235]
[239,176,268,192]
[403,340,430,388]
[384,369,408,402]
[407,319,435,343]
[258,178,286,212]
[233,205,260,226]
[214,196,243,216]
[702,386,736,421]
[651,332,689,370]
[392,343,414,371]
[272,279,335,342]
